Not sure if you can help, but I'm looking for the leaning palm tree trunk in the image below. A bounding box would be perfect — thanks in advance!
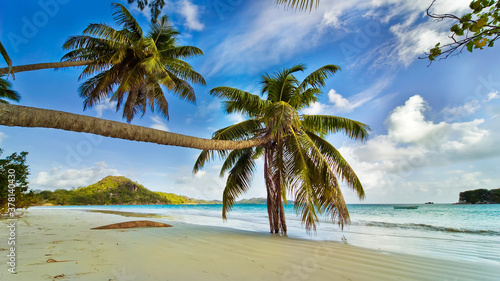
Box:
[264,145,287,234]
[0,61,92,75]
[0,104,270,150]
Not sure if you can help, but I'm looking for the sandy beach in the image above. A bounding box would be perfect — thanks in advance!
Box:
[1,208,498,281]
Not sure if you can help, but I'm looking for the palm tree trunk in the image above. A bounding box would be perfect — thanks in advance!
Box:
[0,61,92,75]
[274,139,287,234]
[264,150,274,233]
[0,103,271,150]
[264,144,287,234]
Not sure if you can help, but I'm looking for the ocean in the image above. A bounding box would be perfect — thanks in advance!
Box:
[41,203,500,266]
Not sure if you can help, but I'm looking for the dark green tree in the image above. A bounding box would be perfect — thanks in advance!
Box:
[0,149,35,213]
[425,0,500,61]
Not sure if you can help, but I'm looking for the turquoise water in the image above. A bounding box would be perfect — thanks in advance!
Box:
[41,204,500,265]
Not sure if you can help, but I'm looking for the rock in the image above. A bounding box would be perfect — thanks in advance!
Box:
[91,220,173,230]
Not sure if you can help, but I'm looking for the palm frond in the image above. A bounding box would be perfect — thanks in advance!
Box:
[213,119,263,141]
[111,3,143,39]
[301,115,370,141]
[261,64,304,102]
[0,75,20,103]
[289,88,320,110]
[222,148,256,219]
[210,87,269,116]
[298,64,340,91]
[307,131,365,199]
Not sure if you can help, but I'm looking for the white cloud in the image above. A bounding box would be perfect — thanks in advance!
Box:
[178,0,204,31]
[94,99,117,118]
[32,161,119,189]
[0,132,6,145]
[302,101,325,115]
[202,0,472,75]
[226,113,245,124]
[338,95,499,203]
[150,116,169,131]
[302,76,393,114]
[442,100,481,122]
[488,91,499,101]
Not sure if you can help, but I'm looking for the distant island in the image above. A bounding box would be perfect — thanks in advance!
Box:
[458,188,500,204]
[35,176,275,206]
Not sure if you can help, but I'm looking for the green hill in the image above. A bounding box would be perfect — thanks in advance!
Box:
[38,176,197,205]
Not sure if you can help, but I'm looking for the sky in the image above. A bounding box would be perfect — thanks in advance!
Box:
[0,0,499,204]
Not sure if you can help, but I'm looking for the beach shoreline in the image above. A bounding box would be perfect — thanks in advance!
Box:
[1,208,498,280]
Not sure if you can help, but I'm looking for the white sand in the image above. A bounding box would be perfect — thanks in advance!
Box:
[1,208,498,280]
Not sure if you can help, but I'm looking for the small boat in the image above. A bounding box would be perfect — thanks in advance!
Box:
[425,202,434,204]
[393,206,419,210]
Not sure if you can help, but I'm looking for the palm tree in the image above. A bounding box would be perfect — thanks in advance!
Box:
[64,3,205,122]
[193,64,370,234]
[0,76,20,103]
[1,3,205,123]
[0,3,269,151]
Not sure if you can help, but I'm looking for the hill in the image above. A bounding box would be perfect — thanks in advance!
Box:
[37,176,201,206]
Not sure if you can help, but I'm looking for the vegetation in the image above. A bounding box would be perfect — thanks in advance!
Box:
[62,3,206,122]
[426,0,500,61]
[194,64,369,234]
[35,175,223,206]
[37,176,194,205]
[0,149,36,213]
[0,2,271,151]
[459,188,500,204]
[0,75,20,104]
[127,0,166,23]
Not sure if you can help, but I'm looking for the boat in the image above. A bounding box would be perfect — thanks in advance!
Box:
[425,202,434,204]
[393,206,419,210]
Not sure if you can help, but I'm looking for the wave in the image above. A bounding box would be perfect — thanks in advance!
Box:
[361,221,500,236]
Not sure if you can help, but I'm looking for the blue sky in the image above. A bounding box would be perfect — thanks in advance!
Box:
[1,0,499,203]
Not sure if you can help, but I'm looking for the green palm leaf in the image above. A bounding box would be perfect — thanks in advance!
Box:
[0,75,20,103]
[302,115,371,141]
[307,131,365,199]
[222,148,256,219]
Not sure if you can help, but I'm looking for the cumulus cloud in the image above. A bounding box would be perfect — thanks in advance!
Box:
[150,116,169,131]
[338,95,499,202]
[32,161,119,189]
[178,0,204,31]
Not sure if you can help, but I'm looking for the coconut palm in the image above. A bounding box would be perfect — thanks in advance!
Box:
[0,76,20,103]
[61,3,205,122]
[193,64,370,234]
[0,3,205,123]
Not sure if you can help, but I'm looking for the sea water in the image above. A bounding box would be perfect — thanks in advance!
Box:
[43,204,500,265]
